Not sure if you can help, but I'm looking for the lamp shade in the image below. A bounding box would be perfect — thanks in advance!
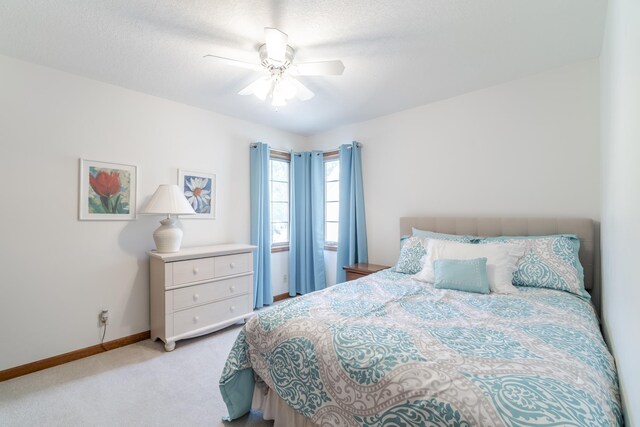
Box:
[140,185,196,216]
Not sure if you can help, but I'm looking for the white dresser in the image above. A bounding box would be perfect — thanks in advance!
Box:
[149,244,256,351]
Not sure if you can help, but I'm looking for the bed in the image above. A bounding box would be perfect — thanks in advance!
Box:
[220,217,622,426]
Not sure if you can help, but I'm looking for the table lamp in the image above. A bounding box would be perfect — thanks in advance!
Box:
[141,184,196,253]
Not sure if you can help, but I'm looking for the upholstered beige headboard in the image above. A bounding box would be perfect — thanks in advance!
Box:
[400,218,598,307]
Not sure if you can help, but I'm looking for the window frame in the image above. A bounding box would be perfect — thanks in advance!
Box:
[269,150,291,253]
[323,150,340,251]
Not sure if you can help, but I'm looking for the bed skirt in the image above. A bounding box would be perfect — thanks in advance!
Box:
[251,383,319,427]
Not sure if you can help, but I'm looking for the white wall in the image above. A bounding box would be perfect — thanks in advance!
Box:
[270,252,289,296]
[323,251,338,287]
[310,60,600,286]
[600,0,640,423]
[0,55,305,370]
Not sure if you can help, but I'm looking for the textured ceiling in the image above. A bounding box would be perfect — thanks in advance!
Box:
[0,0,607,135]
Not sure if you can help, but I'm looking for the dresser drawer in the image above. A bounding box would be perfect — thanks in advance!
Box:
[173,295,252,336]
[172,258,215,286]
[172,275,252,311]
[214,253,251,277]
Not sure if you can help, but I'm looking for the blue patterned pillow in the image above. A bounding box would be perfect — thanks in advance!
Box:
[394,237,427,274]
[434,258,490,294]
[476,235,587,298]
[412,228,474,243]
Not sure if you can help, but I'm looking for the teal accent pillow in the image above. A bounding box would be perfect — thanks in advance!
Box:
[475,235,588,298]
[412,228,474,243]
[434,258,490,294]
[394,237,426,274]
[219,368,255,420]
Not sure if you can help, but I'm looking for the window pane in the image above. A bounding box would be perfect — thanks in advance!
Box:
[272,223,289,243]
[269,158,290,246]
[326,201,339,222]
[324,158,340,246]
[271,160,289,182]
[272,202,289,223]
[272,181,289,202]
[326,222,339,243]
[325,160,339,181]
[326,181,339,202]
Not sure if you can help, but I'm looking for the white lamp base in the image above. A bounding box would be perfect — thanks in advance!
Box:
[153,217,183,253]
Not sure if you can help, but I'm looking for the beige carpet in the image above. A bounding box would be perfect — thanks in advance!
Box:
[0,324,272,427]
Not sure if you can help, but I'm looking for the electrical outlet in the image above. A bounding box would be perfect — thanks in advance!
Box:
[283,274,287,284]
[100,309,109,325]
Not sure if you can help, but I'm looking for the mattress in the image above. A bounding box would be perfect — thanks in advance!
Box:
[220,270,622,426]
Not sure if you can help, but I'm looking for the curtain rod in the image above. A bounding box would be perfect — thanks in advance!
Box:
[250,143,290,152]
[251,142,361,153]
[290,143,360,154]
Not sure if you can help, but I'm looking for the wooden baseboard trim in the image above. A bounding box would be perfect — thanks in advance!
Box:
[0,330,151,382]
[273,292,291,302]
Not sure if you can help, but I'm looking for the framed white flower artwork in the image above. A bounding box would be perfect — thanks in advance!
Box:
[178,169,216,219]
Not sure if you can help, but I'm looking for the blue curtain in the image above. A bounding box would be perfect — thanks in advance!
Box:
[289,151,326,295]
[335,142,368,283]
[250,142,273,308]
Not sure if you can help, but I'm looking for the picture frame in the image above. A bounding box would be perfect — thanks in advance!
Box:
[79,159,137,220]
[178,169,216,219]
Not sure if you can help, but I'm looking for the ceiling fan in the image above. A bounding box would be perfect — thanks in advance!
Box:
[204,27,345,108]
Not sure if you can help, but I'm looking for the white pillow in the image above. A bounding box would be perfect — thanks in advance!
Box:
[413,239,524,294]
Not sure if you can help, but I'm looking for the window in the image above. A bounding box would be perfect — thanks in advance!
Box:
[324,152,340,249]
[270,152,290,251]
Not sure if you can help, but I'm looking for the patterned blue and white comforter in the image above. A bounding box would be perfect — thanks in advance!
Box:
[220,270,622,426]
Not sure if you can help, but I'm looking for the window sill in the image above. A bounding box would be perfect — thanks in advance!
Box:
[324,244,337,252]
[271,245,290,253]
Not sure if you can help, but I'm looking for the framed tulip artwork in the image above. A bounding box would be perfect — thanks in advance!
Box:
[178,169,215,219]
[79,159,137,220]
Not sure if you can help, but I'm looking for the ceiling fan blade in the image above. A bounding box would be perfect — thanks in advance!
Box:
[264,27,288,63]
[203,54,262,71]
[238,80,258,96]
[294,60,344,76]
[293,60,345,76]
[291,78,315,101]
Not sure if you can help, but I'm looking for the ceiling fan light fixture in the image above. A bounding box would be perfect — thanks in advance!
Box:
[238,76,271,100]
[271,89,287,107]
[208,26,343,109]
[254,78,273,101]
[279,77,298,100]
[291,78,315,101]
[240,73,311,107]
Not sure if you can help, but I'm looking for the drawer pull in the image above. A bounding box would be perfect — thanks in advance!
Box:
[193,267,199,275]
[193,293,200,301]
[229,285,236,293]
[229,262,236,269]
[193,316,199,323]
[229,306,235,312]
